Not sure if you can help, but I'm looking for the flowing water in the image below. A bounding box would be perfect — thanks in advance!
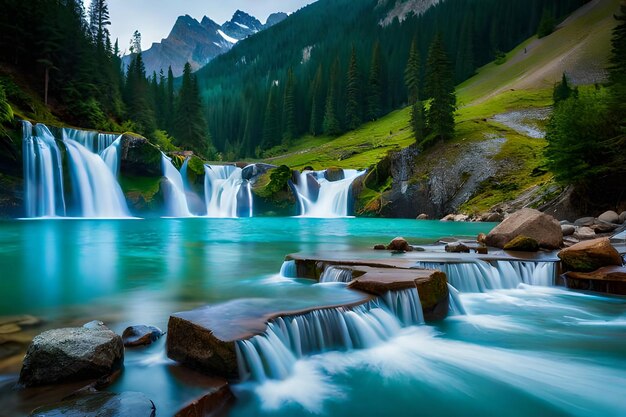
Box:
[1,221,624,416]
[204,164,253,218]
[293,170,365,217]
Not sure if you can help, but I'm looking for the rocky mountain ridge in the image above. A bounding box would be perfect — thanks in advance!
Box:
[122,10,287,77]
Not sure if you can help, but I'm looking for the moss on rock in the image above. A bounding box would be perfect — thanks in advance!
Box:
[252,165,296,215]
[503,235,540,252]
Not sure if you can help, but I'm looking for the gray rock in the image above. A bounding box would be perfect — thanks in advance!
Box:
[620,211,626,224]
[592,220,618,234]
[19,327,124,387]
[574,226,596,240]
[30,391,155,417]
[560,220,572,225]
[598,210,620,224]
[83,320,107,330]
[575,217,595,227]
[416,213,429,220]
[445,242,471,253]
[561,224,576,236]
[122,325,163,348]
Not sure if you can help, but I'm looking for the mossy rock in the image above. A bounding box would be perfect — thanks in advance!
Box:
[119,176,164,214]
[252,165,296,216]
[0,172,23,217]
[503,235,540,252]
[324,166,345,182]
[120,133,162,177]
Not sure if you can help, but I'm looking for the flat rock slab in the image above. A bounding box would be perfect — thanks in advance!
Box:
[30,391,155,417]
[563,266,626,295]
[167,295,373,380]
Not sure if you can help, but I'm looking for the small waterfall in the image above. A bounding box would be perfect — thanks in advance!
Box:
[415,260,556,293]
[62,128,119,154]
[382,288,424,325]
[161,153,192,217]
[293,169,365,218]
[204,164,253,218]
[65,140,130,217]
[280,260,297,278]
[237,300,405,381]
[101,136,122,176]
[319,266,353,283]
[448,283,467,315]
[22,122,66,217]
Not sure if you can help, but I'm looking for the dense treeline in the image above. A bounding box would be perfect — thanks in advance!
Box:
[197,0,585,158]
[545,4,626,208]
[0,0,210,155]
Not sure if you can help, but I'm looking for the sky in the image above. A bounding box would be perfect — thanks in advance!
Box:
[86,0,316,53]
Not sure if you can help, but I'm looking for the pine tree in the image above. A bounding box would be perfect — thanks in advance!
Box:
[88,0,111,49]
[166,66,175,132]
[173,62,210,154]
[553,73,575,104]
[322,61,341,136]
[345,46,362,130]
[262,84,280,147]
[309,65,323,135]
[405,39,425,142]
[282,67,296,145]
[129,30,142,54]
[425,34,456,142]
[366,42,382,121]
[537,8,556,38]
[609,3,626,126]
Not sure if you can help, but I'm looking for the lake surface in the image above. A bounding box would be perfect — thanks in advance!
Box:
[0,218,625,416]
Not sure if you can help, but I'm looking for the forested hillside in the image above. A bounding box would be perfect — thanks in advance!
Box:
[197,0,585,158]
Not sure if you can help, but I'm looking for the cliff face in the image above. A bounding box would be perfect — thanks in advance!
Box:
[122,10,287,77]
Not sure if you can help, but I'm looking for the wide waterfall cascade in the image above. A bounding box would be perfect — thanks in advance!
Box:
[22,121,129,218]
[64,140,130,217]
[414,260,556,293]
[293,169,366,218]
[23,122,67,217]
[161,154,192,217]
[237,300,407,381]
[383,288,425,325]
[204,164,253,218]
[319,266,354,283]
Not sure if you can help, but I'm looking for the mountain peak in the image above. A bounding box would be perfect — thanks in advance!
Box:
[221,10,263,41]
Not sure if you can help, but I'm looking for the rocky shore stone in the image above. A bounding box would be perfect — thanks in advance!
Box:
[486,208,562,249]
[122,325,163,348]
[558,237,623,272]
[620,211,626,224]
[574,217,595,227]
[561,224,576,236]
[29,391,155,417]
[574,226,596,240]
[373,244,386,250]
[503,235,539,252]
[416,213,429,220]
[19,326,124,387]
[598,210,620,224]
[563,266,626,295]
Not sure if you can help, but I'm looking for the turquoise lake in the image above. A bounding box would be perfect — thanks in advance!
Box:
[1,218,625,416]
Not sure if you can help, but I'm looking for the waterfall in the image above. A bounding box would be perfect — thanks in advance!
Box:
[319,266,353,283]
[65,140,130,217]
[22,122,130,218]
[448,283,467,315]
[237,300,406,381]
[22,122,66,217]
[204,164,253,218]
[414,260,556,293]
[382,288,424,325]
[280,260,297,278]
[293,169,365,218]
[161,154,192,217]
[101,136,122,176]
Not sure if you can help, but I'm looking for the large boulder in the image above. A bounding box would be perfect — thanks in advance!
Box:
[620,211,626,224]
[30,391,155,417]
[386,237,413,252]
[485,208,562,249]
[251,165,297,216]
[558,237,623,272]
[19,325,124,387]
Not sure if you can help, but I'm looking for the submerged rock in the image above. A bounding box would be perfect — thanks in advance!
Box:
[445,242,470,253]
[19,326,124,387]
[485,208,562,249]
[503,235,539,252]
[29,391,155,417]
[122,325,163,348]
[558,237,623,272]
[373,244,386,250]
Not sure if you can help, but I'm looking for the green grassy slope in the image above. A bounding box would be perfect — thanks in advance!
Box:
[264,0,618,215]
